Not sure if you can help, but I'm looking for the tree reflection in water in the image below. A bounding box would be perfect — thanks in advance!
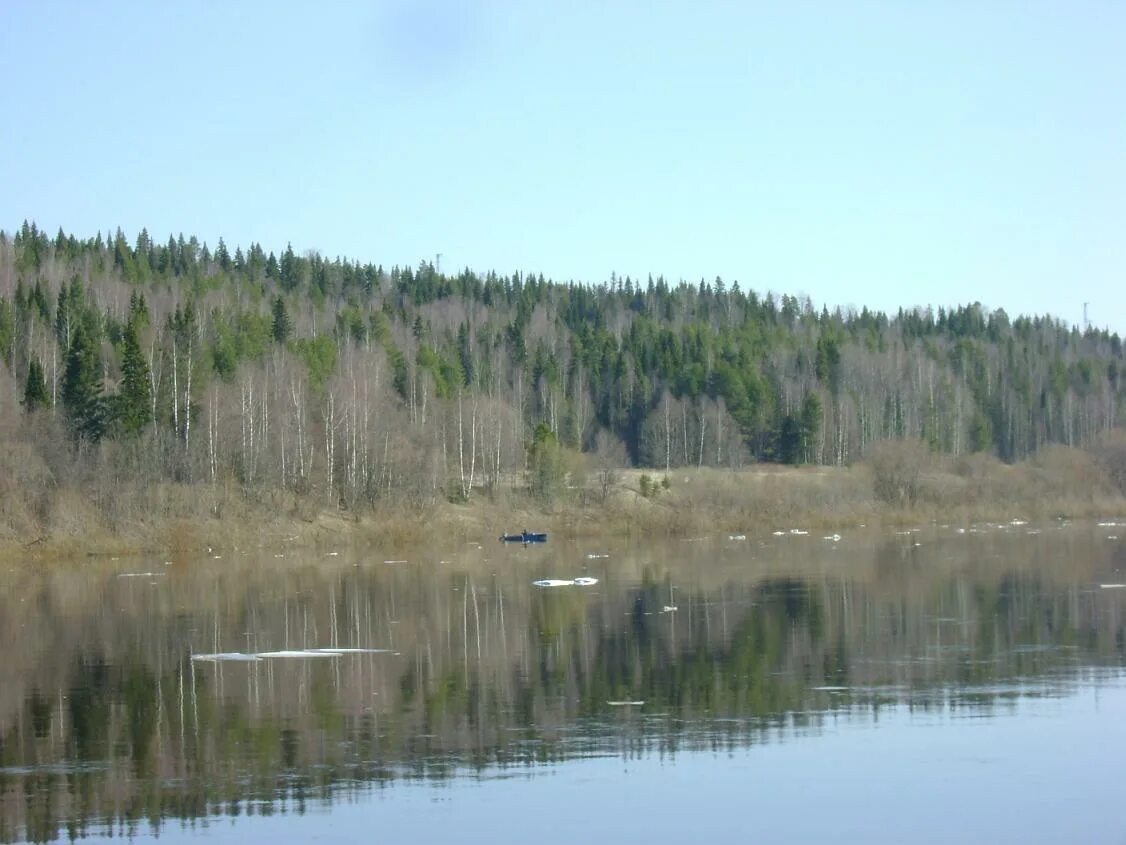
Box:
[1,524,1123,842]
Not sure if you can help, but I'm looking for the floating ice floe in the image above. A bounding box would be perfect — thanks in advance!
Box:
[607,700,645,706]
[662,605,678,613]
[194,647,392,661]
[789,529,809,535]
[1099,584,1126,589]
[1010,519,1028,526]
[586,553,610,559]
[728,534,746,541]
[822,534,841,542]
[117,572,160,578]
[1097,521,1120,528]
[191,653,262,662]
[383,560,408,564]
[772,531,786,536]
[326,551,339,557]
[533,577,599,588]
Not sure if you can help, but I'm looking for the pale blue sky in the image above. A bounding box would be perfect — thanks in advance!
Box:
[2,1,1123,332]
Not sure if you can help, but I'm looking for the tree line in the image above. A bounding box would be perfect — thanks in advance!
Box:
[0,221,1122,509]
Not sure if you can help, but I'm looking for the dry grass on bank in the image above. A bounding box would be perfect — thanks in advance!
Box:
[2,436,1124,564]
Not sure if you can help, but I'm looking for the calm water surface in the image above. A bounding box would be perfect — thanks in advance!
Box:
[2,520,1125,843]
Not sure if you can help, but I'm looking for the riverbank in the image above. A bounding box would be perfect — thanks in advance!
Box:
[2,443,1124,565]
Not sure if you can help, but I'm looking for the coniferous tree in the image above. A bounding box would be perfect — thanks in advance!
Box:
[115,321,152,436]
[528,422,565,503]
[800,393,823,464]
[271,296,292,344]
[22,357,49,412]
[62,323,106,444]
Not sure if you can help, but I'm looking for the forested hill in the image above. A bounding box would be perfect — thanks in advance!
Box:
[0,222,1122,508]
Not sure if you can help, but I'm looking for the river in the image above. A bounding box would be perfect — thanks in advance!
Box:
[2,519,1124,843]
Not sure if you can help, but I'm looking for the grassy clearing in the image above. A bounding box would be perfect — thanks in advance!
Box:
[2,439,1124,564]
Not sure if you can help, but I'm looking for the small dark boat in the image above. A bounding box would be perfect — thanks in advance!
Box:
[499,531,548,544]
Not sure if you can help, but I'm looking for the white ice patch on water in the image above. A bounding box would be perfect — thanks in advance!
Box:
[193,647,394,661]
[534,577,599,588]
[191,653,262,662]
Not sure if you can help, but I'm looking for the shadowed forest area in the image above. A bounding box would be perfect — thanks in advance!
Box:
[0,222,1124,552]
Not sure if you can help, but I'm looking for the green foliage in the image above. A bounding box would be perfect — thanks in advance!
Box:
[800,393,822,464]
[22,357,49,411]
[271,296,292,344]
[1,223,1123,474]
[62,322,107,444]
[637,473,670,497]
[293,335,338,389]
[115,322,152,436]
[528,422,564,504]
[639,473,662,498]
[0,297,13,366]
[387,342,410,399]
[211,312,271,380]
[416,345,463,399]
[55,277,87,351]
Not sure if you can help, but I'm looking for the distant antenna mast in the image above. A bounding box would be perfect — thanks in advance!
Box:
[1083,302,1090,331]
[435,253,443,274]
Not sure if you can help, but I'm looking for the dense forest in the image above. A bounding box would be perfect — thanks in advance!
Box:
[0,221,1122,512]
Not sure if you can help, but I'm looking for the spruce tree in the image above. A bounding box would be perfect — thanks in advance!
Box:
[61,323,106,443]
[115,321,152,436]
[271,296,292,343]
[22,357,49,411]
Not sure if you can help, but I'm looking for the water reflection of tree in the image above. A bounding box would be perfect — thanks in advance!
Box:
[2,542,1125,842]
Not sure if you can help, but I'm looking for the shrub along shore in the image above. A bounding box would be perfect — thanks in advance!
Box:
[3,436,1124,565]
